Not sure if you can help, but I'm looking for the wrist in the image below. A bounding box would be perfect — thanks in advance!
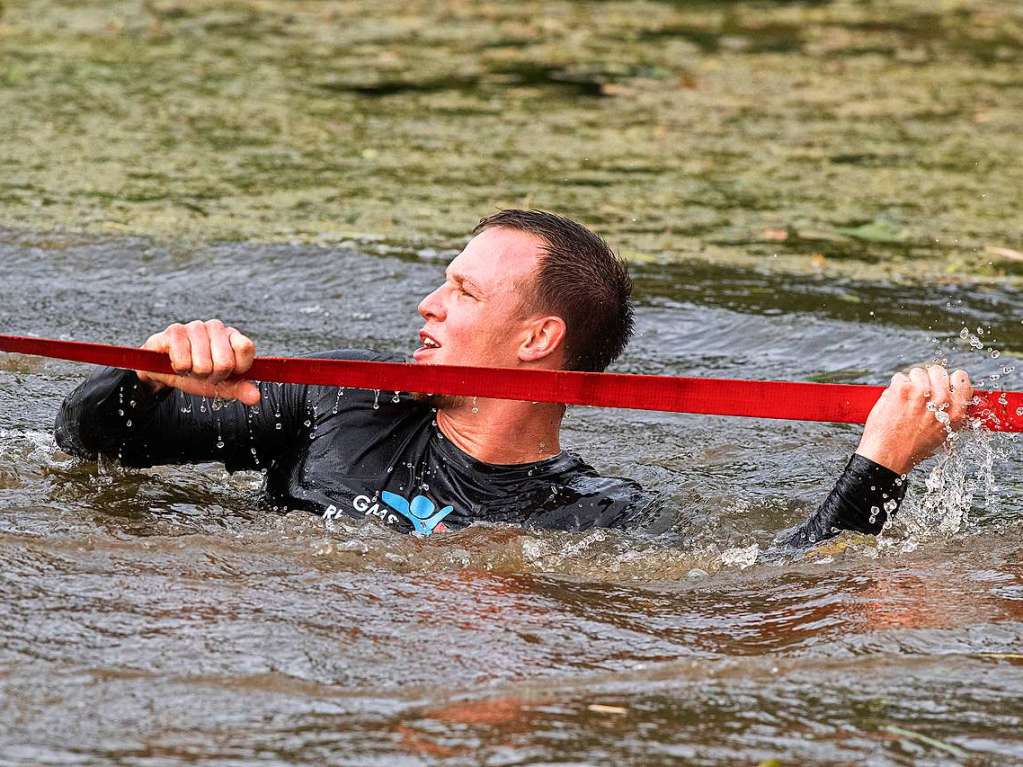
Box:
[853,444,912,476]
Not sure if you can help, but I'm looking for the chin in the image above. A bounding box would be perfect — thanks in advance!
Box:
[416,393,463,409]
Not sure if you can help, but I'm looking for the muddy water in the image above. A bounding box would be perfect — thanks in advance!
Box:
[1,231,1022,765]
[2,0,1023,763]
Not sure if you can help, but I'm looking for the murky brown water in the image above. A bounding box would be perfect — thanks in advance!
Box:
[2,0,1023,764]
[1,232,1021,765]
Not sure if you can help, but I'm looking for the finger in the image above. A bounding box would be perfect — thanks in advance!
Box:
[227,327,256,374]
[887,371,911,400]
[166,323,192,374]
[907,367,930,400]
[224,380,261,406]
[926,365,951,406]
[950,369,973,403]
[141,331,167,352]
[205,319,234,384]
[185,320,213,377]
[144,374,259,406]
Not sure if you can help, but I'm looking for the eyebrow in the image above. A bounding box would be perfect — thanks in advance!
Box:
[446,269,485,296]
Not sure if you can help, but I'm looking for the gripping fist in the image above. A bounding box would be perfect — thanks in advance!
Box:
[136,319,260,406]
[855,365,974,476]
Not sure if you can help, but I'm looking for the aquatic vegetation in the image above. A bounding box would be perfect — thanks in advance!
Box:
[3,2,1023,763]
[0,0,1021,284]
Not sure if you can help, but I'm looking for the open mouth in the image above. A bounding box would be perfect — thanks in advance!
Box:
[415,331,441,356]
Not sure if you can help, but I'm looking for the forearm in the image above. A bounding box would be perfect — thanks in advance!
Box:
[782,453,908,547]
[55,367,306,470]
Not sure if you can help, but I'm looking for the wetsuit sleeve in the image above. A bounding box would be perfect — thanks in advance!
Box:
[781,453,907,546]
[54,366,311,471]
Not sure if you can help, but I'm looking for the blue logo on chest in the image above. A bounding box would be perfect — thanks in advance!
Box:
[381,491,454,536]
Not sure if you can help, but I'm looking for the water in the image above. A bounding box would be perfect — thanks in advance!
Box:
[2,233,1022,765]
[2,0,1023,763]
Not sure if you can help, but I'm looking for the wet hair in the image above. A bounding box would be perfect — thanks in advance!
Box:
[474,209,634,373]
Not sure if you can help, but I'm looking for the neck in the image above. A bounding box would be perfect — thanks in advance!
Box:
[436,397,564,465]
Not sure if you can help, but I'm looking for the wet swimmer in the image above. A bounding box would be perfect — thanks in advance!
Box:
[55,210,975,542]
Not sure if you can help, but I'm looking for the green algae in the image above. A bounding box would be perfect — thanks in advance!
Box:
[0,0,1021,284]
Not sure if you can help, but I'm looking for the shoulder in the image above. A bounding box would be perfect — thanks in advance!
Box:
[531,454,653,532]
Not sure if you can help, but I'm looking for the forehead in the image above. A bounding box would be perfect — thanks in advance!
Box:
[448,226,545,288]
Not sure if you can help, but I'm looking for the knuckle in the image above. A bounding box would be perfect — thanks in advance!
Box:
[186,319,205,331]
[205,318,225,330]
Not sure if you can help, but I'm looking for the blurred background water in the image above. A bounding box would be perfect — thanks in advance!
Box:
[1,1,1022,764]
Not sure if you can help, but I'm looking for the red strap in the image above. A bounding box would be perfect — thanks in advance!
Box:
[2,333,1020,431]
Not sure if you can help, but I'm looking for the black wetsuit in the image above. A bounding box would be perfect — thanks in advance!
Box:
[54,350,907,542]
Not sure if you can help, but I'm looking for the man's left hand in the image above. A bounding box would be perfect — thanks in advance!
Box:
[855,365,974,476]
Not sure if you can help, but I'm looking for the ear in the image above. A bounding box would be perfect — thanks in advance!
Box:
[518,316,567,365]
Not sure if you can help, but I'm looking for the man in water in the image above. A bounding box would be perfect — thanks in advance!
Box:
[55,210,975,541]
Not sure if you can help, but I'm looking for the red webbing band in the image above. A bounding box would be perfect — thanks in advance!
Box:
[2,333,1021,431]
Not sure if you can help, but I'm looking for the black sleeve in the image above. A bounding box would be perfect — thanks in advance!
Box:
[781,453,908,547]
[54,367,311,471]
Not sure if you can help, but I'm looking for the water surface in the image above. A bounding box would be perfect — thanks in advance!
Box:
[1,231,1022,765]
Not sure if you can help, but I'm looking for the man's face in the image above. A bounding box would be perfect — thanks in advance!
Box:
[414,226,543,368]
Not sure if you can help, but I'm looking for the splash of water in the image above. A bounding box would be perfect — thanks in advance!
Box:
[892,419,1005,539]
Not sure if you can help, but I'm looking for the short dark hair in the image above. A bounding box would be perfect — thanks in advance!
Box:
[473,209,634,372]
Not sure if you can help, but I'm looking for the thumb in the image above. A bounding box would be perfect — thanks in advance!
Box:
[142,373,261,406]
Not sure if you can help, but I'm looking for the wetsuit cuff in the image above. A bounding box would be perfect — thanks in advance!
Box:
[833,452,908,534]
[782,452,909,547]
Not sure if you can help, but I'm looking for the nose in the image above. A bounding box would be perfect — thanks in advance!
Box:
[418,284,446,322]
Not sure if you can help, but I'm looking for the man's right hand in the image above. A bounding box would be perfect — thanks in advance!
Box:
[136,319,260,406]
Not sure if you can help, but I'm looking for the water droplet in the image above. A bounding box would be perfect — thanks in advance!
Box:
[392,391,401,403]
[959,327,969,340]
[998,393,1008,406]
[216,439,225,449]
[1016,407,1023,417]
[275,422,283,430]
[471,396,479,414]
[373,390,381,410]
[125,420,132,428]
[303,419,311,427]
